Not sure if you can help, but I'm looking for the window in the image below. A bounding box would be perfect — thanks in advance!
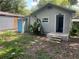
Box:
[42,18,48,22]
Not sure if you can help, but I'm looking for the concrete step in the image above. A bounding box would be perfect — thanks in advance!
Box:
[50,38,61,42]
[50,40,61,44]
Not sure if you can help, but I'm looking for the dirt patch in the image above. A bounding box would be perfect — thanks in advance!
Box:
[25,36,79,59]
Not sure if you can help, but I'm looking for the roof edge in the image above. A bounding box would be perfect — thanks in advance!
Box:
[30,3,75,15]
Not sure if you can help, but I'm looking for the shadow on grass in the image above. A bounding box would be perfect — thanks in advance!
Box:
[0,34,35,59]
[1,34,78,59]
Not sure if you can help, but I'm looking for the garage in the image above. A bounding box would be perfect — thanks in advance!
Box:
[0,16,14,30]
[0,11,24,32]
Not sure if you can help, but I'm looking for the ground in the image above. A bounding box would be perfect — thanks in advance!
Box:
[0,32,79,59]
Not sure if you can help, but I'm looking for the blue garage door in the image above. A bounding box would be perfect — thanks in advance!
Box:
[18,18,22,32]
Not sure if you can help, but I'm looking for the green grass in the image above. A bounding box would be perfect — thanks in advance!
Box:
[0,32,56,59]
[0,33,35,59]
[0,32,79,59]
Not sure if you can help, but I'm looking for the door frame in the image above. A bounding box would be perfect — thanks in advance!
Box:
[56,13,65,33]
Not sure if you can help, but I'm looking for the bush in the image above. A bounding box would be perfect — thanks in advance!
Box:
[29,18,44,35]
[70,27,77,36]
[29,25,33,33]
[70,22,79,36]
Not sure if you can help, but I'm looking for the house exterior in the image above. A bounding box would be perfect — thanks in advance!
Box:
[0,11,24,32]
[28,3,75,36]
[72,16,79,22]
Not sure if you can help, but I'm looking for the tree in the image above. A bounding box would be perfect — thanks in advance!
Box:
[38,0,77,8]
[0,0,30,15]
[69,0,78,5]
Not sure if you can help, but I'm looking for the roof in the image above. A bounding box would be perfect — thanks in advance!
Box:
[31,3,75,15]
[0,11,24,17]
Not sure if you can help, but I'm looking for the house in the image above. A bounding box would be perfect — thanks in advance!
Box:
[0,11,24,33]
[72,16,79,22]
[28,3,75,40]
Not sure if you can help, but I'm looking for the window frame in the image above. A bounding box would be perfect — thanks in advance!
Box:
[42,18,48,22]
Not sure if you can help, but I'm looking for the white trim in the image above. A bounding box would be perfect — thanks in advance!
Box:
[72,19,79,22]
[63,14,65,33]
[22,21,25,33]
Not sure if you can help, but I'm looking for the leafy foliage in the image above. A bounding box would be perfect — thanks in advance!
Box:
[0,0,31,15]
[70,27,77,36]
[38,0,77,8]
[70,22,79,36]
[1,48,23,59]
[2,30,16,36]
[69,0,78,5]
[0,33,34,59]
[29,18,44,35]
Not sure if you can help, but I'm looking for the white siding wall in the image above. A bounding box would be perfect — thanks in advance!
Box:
[72,19,79,22]
[30,7,72,34]
[0,16,14,30]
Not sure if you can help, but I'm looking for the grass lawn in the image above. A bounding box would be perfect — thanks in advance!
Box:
[0,31,79,59]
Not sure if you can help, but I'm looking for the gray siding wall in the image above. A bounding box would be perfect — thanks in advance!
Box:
[0,16,14,30]
[29,7,72,34]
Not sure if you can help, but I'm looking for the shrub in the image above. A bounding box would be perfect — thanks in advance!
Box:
[70,27,77,36]
[29,18,44,35]
[29,25,33,33]
[70,22,79,36]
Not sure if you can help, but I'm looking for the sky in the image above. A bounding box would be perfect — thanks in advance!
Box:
[27,0,39,9]
[27,0,79,9]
